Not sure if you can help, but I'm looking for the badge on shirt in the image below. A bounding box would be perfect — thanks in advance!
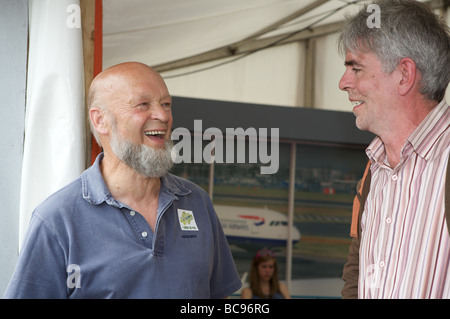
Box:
[177,209,199,231]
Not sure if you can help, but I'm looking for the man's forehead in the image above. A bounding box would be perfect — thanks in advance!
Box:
[344,51,363,64]
[95,63,163,88]
[129,89,171,102]
[102,72,168,96]
[344,50,378,67]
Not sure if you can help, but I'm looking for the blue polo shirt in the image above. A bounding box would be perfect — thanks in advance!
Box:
[5,154,241,299]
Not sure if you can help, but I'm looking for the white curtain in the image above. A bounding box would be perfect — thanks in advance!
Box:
[19,0,86,249]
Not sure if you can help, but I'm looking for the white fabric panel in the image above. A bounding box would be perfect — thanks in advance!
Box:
[19,0,86,249]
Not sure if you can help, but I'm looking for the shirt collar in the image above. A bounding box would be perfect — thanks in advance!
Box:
[366,100,449,164]
[82,153,191,206]
[407,100,449,161]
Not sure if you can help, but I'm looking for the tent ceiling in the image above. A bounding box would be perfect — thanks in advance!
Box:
[102,0,447,72]
[102,0,367,70]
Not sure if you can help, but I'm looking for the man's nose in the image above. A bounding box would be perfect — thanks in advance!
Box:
[149,103,170,122]
[338,69,352,91]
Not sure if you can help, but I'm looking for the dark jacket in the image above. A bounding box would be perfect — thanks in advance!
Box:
[341,156,450,299]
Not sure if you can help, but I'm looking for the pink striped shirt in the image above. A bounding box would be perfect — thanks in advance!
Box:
[359,100,450,298]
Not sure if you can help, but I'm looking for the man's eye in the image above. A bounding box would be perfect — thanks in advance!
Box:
[162,102,171,110]
[352,68,361,73]
[138,102,149,108]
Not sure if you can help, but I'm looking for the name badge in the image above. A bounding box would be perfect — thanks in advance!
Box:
[177,209,199,231]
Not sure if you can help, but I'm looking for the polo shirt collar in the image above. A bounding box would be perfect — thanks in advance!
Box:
[160,172,192,197]
[82,153,191,206]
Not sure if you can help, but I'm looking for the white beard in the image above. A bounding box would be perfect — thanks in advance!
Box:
[110,127,174,178]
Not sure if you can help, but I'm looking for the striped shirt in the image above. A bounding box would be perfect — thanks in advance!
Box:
[359,100,450,299]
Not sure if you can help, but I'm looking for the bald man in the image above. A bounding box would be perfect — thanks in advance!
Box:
[5,62,241,299]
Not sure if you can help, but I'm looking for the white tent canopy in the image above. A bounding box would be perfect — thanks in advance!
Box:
[103,0,359,68]
[102,0,449,109]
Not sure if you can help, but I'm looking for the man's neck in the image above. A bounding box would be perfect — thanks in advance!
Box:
[379,98,437,168]
[100,153,161,205]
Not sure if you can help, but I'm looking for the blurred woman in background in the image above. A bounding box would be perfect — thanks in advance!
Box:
[241,248,290,299]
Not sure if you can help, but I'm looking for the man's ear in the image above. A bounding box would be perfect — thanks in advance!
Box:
[89,107,109,136]
[397,57,417,96]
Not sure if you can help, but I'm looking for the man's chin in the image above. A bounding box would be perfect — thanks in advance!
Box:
[144,139,169,150]
[111,138,174,178]
[355,118,370,132]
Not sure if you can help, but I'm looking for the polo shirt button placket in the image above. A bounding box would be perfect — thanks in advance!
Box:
[126,209,151,244]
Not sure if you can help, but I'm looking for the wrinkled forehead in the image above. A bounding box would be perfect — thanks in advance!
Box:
[91,63,170,106]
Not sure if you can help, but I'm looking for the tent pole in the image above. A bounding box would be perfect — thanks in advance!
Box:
[81,0,103,165]
[286,142,296,294]
[304,38,316,108]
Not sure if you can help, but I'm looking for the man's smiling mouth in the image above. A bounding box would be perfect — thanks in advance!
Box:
[351,101,365,107]
[144,130,166,136]
[144,130,166,141]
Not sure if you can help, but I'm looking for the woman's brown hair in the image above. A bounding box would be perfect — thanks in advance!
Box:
[248,249,280,298]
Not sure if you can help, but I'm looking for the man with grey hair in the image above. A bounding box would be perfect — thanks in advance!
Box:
[339,0,449,298]
[5,62,242,298]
